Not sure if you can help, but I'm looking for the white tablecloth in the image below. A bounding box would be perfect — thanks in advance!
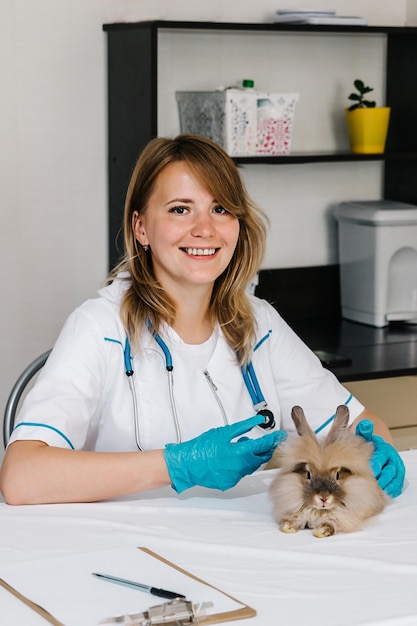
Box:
[1,450,417,626]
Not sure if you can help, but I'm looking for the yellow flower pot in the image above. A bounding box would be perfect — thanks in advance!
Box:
[345,107,391,154]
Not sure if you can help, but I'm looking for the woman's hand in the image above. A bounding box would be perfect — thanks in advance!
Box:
[164,415,287,493]
[355,420,405,497]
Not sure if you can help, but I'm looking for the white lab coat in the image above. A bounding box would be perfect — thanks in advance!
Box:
[9,275,364,451]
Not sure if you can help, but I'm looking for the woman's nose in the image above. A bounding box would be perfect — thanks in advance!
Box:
[190,213,215,237]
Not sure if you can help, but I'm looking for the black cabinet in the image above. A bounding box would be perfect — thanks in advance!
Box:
[103,21,417,270]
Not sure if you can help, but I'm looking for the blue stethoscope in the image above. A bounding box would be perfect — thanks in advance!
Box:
[123,322,275,451]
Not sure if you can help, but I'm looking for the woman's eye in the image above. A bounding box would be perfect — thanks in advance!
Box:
[213,205,227,214]
[169,206,188,214]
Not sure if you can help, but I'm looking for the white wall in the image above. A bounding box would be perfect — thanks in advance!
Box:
[407,0,417,24]
[0,0,411,460]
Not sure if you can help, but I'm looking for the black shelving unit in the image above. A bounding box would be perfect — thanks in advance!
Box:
[103,21,417,270]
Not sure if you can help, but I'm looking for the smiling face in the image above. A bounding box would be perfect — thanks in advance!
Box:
[132,161,240,298]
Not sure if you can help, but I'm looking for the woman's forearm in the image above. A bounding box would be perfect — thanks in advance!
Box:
[0,441,171,505]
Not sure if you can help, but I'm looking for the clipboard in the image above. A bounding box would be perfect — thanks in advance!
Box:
[1,546,256,625]
[0,577,64,626]
[140,547,256,624]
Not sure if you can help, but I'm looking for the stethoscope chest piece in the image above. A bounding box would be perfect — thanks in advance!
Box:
[257,408,275,430]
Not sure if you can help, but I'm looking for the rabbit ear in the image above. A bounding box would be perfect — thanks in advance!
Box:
[291,405,317,439]
[325,405,350,444]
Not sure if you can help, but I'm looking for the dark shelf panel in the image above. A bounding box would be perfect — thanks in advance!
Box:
[234,152,417,165]
[103,21,417,36]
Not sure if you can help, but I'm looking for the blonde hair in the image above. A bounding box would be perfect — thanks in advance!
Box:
[109,134,269,364]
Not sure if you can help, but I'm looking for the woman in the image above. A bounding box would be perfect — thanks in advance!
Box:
[0,134,404,504]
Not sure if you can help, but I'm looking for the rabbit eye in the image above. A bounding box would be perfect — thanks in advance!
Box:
[293,463,313,480]
[335,467,352,480]
[340,467,352,478]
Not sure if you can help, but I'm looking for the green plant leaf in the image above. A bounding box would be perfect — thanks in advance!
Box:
[354,79,365,93]
[349,79,377,108]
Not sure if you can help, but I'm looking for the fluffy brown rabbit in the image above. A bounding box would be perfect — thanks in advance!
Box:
[269,405,388,538]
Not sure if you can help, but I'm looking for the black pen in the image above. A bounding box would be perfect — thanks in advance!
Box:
[91,572,186,599]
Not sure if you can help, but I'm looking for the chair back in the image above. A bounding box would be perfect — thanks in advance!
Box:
[3,350,51,448]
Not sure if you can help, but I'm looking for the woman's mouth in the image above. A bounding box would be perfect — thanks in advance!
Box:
[181,247,218,256]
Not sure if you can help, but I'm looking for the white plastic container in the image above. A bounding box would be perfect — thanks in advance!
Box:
[176,89,299,157]
[334,200,417,327]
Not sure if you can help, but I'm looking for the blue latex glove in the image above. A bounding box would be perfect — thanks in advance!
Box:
[355,419,405,498]
[164,414,287,493]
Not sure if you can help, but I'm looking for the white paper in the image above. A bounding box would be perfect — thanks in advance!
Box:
[0,546,246,625]
[0,584,51,626]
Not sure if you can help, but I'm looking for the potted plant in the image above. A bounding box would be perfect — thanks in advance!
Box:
[345,79,391,154]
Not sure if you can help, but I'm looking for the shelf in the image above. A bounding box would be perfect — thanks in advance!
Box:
[234,151,417,165]
[103,21,417,36]
[104,20,417,269]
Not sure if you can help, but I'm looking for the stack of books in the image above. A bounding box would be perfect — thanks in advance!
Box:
[273,9,368,26]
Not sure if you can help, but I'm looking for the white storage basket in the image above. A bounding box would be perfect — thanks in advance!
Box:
[176,89,299,156]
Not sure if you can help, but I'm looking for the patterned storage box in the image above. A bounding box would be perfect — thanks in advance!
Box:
[176,89,299,156]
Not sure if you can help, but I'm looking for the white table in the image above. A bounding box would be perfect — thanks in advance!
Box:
[2,450,417,626]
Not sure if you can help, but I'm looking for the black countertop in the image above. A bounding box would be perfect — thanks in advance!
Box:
[256,266,417,382]
[291,317,417,382]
